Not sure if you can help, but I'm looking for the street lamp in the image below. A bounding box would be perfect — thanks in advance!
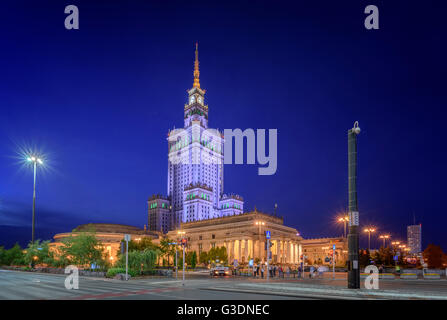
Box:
[177,230,186,286]
[363,227,376,251]
[338,216,349,238]
[379,234,391,248]
[26,155,44,244]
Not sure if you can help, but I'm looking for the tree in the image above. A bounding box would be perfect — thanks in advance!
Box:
[4,243,25,266]
[159,238,176,266]
[23,240,54,266]
[59,232,106,268]
[359,249,371,267]
[116,249,157,274]
[207,246,228,264]
[120,237,158,253]
[423,244,445,268]
[0,246,6,265]
[191,251,197,269]
[199,251,208,264]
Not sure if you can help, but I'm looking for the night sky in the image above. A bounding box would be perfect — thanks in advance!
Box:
[1,1,446,250]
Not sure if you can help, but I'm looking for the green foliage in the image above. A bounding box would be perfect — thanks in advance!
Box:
[106,267,137,278]
[191,251,197,269]
[116,249,157,275]
[3,243,25,266]
[0,246,5,265]
[59,232,107,268]
[23,240,55,266]
[197,247,227,266]
[207,246,228,264]
[159,238,176,266]
[120,237,158,253]
[199,251,208,264]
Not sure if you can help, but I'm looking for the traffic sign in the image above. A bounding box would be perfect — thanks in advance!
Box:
[124,234,131,242]
[393,255,398,261]
[265,230,271,239]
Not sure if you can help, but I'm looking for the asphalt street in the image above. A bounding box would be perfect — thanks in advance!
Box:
[1,269,446,300]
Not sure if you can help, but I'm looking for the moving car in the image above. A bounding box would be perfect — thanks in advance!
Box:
[210,264,231,276]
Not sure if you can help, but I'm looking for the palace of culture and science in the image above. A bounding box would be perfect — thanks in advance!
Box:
[148,44,244,234]
[52,45,347,266]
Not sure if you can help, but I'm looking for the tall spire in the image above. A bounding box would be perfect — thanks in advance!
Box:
[193,42,200,89]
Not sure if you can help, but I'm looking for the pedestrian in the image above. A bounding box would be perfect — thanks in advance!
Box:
[309,265,315,278]
[396,265,401,275]
[273,265,277,277]
[286,266,290,278]
[379,264,383,274]
[297,265,302,279]
[317,265,323,278]
[261,265,264,278]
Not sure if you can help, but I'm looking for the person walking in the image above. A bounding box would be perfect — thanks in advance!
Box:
[273,265,277,277]
[286,266,290,278]
[261,265,264,278]
[309,265,315,278]
[297,265,302,279]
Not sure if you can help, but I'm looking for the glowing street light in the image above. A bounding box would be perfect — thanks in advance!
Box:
[338,216,349,238]
[177,230,187,286]
[363,227,376,251]
[379,234,391,248]
[26,155,44,244]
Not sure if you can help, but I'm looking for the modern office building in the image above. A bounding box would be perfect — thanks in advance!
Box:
[407,224,422,255]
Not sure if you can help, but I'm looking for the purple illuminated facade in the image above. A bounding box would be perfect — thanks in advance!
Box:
[148,45,244,233]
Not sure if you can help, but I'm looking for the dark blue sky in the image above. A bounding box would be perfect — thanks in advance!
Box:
[1,0,446,250]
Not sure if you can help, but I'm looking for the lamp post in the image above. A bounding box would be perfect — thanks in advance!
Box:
[364,228,376,251]
[338,216,349,238]
[379,234,390,248]
[347,121,361,289]
[177,231,186,286]
[26,155,43,244]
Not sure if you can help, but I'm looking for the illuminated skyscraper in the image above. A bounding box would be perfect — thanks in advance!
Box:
[407,224,422,255]
[148,44,244,232]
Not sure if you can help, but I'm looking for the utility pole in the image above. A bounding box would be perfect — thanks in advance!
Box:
[124,234,131,281]
[182,240,186,286]
[347,121,361,289]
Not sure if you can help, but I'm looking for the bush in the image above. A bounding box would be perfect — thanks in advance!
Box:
[106,267,137,278]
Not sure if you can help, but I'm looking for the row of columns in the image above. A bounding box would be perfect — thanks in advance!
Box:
[222,239,302,264]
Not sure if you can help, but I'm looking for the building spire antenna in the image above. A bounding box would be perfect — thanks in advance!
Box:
[193,42,200,89]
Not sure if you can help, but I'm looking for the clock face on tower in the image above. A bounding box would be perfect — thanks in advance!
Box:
[197,96,202,104]
[190,96,195,104]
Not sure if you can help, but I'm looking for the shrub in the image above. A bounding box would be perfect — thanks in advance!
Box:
[106,267,137,278]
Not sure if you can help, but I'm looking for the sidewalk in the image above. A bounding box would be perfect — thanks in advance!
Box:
[212,280,447,300]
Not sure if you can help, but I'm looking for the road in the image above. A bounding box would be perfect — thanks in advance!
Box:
[0,270,302,300]
[1,269,446,300]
